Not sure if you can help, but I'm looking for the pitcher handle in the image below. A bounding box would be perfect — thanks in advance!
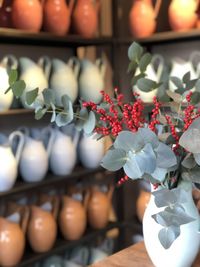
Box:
[41,126,55,157]
[18,126,29,137]
[2,54,18,69]
[68,57,80,79]
[151,54,164,82]
[107,184,114,202]
[8,131,25,165]
[154,0,162,18]
[95,0,101,14]
[38,56,52,81]
[68,0,75,16]
[95,58,106,78]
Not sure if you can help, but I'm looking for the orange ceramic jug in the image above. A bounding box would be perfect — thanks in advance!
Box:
[12,0,43,32]
[87,185,114,229]
[129,0,162,38]
[0,0,12,28]
[59,193,88,240]
[136,190,151,222]
[169,0,199,31]
[27,198,58,253]
[43,0,74,35]
[72,0,100,38]
[0,208,29,267]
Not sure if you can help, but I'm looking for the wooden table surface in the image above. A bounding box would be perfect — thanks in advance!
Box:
[90,242,200,267]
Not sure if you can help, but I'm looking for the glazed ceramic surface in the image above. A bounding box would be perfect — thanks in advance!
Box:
[0,131,24,192]
[48,57,79,105]
[27,203,57,253]
[19,57,48,108]
[79,58,106,103]
[129,0,162,38]
[59,195,87,240]
[169,0,198,31]
[12,0,42,31]
[0,0,12,28]
[72,0,100,38]
[0,55,17,111]
[43,0,74,35]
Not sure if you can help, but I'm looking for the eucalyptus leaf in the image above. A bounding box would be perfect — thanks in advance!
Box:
[182,154,196,169]
[151,167,167,182]
[55,108,73,127]
[193,153,200,165]
[8,69,18,85]
[195,80,200,92]
[186,79,198,90]
[137,78,157,92]
[42,88,55,106]
[26,88,39,105]
[136,143,156,174]
[183,71,191,84]
[35,108,47,120]
[114,131,144,152]
[155,143,177,168]
[190,92,200,104]
[131,73,146,86]
[123,151,143,179]
[139,53,152,73]
[75,107,88,131]
[128,42,143,61]
[127,61,137,74]
[182,166,200,184]
[158,226,180,249]
[170,77,183,89]
[83,111,96,134]
[179,128,200,153]
[166,90,182,103]
[138,128,159,148]
[101,149,127,171]
[11,80,26,98]
[188,117,200,130]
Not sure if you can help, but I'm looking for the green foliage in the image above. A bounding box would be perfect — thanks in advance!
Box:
[26,88,39,105]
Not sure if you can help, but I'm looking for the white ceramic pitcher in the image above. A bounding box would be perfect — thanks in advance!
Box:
[133,54,164,103]
[79,58,106,103]
[18,127,53,183]
[0,131,24,192]
[0,55,17,111]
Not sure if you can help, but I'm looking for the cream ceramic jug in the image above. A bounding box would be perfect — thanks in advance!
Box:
[79,58,106,103]
[47,57,80,105]
[133,54,164,103]
[0,55,17,111]
[19,127,53,182]
[78,133,104,169]
[0,131,24,192]
[169,57,197,92]
[19,57,48,108]
[46,127,79,175]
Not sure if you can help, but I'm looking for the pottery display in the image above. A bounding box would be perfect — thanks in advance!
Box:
[72,0,100,38]
[168,0,198,31]
[0,212,28,266]
[19,57,48,108]
[78,134,104,169]
[43,0,74,36]
[27,201,58,253]
[19,127,51,182]
[0,55,17,111]
[59,193,88,240]
[48,127,79,175]
[12,0,43,31]
[47,57,80,105]
[79,58,106,103]
[87,185,114,229]
[0,0,12,28]
[0,131,24,192]
[129,0,162,38]
[133,54,164,103]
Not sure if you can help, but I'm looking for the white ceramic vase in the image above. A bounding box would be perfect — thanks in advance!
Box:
[143,183,200,267]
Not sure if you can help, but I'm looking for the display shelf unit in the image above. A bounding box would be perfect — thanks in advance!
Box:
[0,108,33,116]
[0,28,113,47]
[18,222,122,267]
[0,167,111,199]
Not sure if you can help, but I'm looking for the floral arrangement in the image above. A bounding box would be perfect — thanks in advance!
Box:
[7,42,200,250]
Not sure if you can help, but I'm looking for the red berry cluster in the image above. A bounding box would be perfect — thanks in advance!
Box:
[117,175,129,185]
[165,115,180,153]
[148,97,161,132]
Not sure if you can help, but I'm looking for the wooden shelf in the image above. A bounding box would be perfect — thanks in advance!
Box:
[0,109,33,116]
[0,28,113,47]
[115,29,200,46]
[0,166,110,198]
[19,222,122,267]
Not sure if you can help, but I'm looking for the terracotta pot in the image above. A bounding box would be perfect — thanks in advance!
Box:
[43,0,74,35]
[72,0,100,38]
[129,0,162,38]
[87,185,114,229]
[0,205,29,267]
[27,200,58,253]
[0,0,12,28]
[59,194,88,240]
[12,0,42,32]
[136,190,151,222]
[169,0,198,31]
